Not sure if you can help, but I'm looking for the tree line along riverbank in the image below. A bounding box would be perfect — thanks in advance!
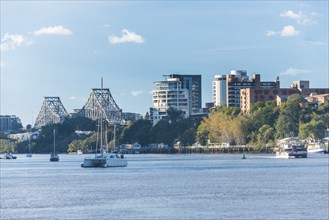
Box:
[1,94,328,154]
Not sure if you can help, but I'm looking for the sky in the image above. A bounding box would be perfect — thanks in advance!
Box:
[1,1,328,127]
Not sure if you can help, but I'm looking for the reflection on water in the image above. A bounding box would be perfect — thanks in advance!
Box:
[1,154,328,220]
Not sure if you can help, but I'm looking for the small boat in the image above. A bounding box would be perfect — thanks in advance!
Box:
[307,141,325,154]
[276,146,307,158]
[275,137,307,159]
[77,150,83,155]
[50,129,59,162]
[50,153,59,162]
[242,153,246,159]
[5,152,17,159]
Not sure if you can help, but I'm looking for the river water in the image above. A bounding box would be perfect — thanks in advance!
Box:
[0,154,328,220]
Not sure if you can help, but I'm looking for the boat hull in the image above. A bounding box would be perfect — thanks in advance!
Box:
[5,153,17,159]
[50,154,59,162]
[276,151,307,159]
[82,155,127,168]
[307,149,325,154]
[82,157,107,167]
[106,157,127,167]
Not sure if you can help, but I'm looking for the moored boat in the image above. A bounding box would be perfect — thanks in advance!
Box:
[50,153,59,162]
[50,129,59,162]
[81,78,127,168]
[307,141,325,154]
[276,137,307,159]
[5,152,17,159]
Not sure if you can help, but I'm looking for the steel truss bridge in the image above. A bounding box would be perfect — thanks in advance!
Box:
[34,97,68,128]
[78,88,124,125]
[34,88,124,128]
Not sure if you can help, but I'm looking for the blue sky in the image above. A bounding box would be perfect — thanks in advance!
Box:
[1,1,328,126]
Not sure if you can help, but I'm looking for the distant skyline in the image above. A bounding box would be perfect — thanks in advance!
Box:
[1,1,328,126]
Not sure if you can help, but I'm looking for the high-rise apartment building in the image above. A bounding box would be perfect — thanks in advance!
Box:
[240,80,329,114]
[212,75,226,106]
[150,77,189,125]
[150,74,202,124]
[225,70,278,107]
[0,115,22,132]
[167,74,202,114]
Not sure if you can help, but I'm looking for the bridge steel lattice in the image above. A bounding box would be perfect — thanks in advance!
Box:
[78,88,124,125]
[34,97,68,128]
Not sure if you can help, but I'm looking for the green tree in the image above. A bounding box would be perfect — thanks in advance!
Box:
[256,124,275,145]
[120,119,152,146]
[299,119,326,140]
[196,107,246,145]
[275,94,305,139]
[246,101,278,143]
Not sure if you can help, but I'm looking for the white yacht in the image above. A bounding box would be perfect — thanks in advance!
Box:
[275,137,307,159]
[81,78,127,168]
[307,141,325,154]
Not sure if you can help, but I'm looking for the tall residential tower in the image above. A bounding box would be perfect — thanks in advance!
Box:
[150,74,202,124]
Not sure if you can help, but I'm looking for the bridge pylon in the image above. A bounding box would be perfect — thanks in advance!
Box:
[34,97,68,128]
[78,88,124,125]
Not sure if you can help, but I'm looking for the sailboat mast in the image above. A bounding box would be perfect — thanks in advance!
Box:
[53,129,56,153]
[100,77,103,157]
[113,124,116,151]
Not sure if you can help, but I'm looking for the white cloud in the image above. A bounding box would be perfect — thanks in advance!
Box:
[1,33,32,51]
[280,25,299,37]
[280,68,311,76]
[266,30,277,37]
[33,25,72,36]
[280,10,316,25]
[266,25,299,37]
[0,60,7,68]
[109,29,145,44]
[69,96,77,100]
[131,90,144,96]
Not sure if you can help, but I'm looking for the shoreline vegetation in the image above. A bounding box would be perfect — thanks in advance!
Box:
[1,94,328,154]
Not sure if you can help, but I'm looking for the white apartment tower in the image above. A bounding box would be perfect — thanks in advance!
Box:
[150,77,189,125]
[212,75,227,106]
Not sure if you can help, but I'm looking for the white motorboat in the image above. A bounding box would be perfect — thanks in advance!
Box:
[307,141,325,154]
[275,137,307,159]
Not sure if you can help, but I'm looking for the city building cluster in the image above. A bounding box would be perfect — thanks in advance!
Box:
[149,70,329,124]
[1,70,328,132]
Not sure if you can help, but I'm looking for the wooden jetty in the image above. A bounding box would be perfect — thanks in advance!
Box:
[175,144,257,154]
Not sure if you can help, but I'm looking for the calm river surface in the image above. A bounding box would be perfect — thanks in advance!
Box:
[0,153,328,220]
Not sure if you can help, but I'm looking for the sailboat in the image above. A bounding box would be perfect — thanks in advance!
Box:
[50,129,59,162]
[81,78,127,168]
